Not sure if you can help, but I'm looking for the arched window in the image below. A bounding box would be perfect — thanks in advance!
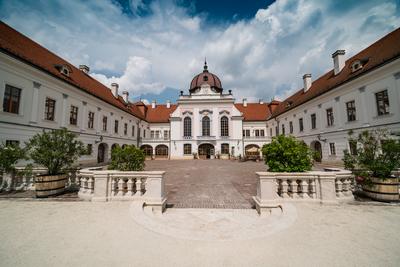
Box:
[183,117,192,137]
[220,116,229,137]
[202,116,210,136]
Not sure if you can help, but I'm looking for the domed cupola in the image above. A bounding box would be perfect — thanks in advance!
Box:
[189,60,223,93]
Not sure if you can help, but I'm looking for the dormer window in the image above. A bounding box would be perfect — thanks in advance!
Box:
[55,64,71,77]
[351,60,362,72]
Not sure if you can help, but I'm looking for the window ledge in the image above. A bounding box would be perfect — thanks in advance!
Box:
[345,120,358,124]
[373,113,393,119]
[1,111,23,117]
[42,119,57,124]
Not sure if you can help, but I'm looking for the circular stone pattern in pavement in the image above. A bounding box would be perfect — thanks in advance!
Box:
[129,203,298,241]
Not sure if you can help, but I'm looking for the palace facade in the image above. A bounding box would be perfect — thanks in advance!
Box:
[0,21,399,164]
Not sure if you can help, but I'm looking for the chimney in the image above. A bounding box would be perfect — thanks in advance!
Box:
[111,83,119,98]
[79,65,90,74]
[166,100,171,108]
[122,91,129,103]
[303,74,312,92]
[332,50,345,75]
[259,99,264,105]
[151,100,156,109]
[243,98,247,107]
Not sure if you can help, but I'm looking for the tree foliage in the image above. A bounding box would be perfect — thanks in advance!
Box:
[262,135,313,172]
[343,130,400,179]
[109,145,145,171]
[26,128,85,175]
[0,143,27,173]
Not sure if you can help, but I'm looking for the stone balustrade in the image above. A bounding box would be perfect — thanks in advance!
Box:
[253,170,354,215]
[78,167,166,213]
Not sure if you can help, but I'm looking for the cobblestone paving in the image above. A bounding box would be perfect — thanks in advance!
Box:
[145,160,267,209]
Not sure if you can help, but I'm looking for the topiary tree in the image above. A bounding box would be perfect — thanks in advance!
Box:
[262,135,313,172]
[109,145,145,171]
[26,128,86,175]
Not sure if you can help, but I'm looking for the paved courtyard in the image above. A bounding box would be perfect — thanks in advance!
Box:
[145,159,266,209]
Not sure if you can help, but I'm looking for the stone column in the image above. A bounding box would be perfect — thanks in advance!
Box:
[91,172,109,202]
[61,94,68,127]
[30,82,41,123]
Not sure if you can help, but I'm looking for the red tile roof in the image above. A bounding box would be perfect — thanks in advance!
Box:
[145,104,177,123]
[0,21,145,120]
[270,27,400,118]
[235,103,271,121]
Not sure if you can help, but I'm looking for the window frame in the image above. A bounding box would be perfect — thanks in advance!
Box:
[346,100,356,122]
[202,116,211,136]
[183,144,192,155]
[88,111,94,129]
[221,143,229,155]
[220,116,229,137]
[289,121,293,134]
[3,84,22,114]
[329,142,336,156]
[311,113,316,129]
[299,118,304,132]
[44,97,56,121]
[102,116,108,131]
[114,119,119,134]
[183,117,192,137]
[326,108,334,126]
[124,123,128,135]
[69,105,78,125]
[375,90,389,116]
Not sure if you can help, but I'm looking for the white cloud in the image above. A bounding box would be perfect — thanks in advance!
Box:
[0,0,399,102]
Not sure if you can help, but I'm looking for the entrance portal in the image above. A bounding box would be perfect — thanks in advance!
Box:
[97,143,108,163]
[198,143,214,159]
[311,141,322,162]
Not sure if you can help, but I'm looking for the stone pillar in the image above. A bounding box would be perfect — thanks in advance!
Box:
[61,94,68,127]
[91,172,109,202]
[30,82,41,123]
[318,173,338,204]
[144,171,166,213]
[81,101,87,131]
[252,172,282,215]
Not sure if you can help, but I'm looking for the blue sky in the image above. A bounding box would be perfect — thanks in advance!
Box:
[0,0,399,104]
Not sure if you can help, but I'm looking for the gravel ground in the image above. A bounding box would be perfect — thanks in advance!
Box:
[0,200,399,267]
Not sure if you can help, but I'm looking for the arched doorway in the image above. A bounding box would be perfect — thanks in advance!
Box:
[198,143,214,159]
[245,144,260,160]
[140,145,153,158]
[155,145,168,158]
[111,143,119,152]
[311,141,322,162]
[97,143,108,163]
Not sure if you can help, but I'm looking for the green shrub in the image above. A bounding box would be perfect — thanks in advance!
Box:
[343,130,400,179]
[262,135,313,172]
[109,145,145,171]
[26,128,86,175]
[0,143,27,173]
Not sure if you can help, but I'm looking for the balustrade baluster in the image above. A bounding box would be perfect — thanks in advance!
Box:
[343,179,351,196]
[127,178,134,196]
[300,179,309,198]
[277,179,282,197]
[290,179,300,198]
[335,179,343,197]
[88,177,94,194]
[118,178,125,196]
[136,178,142,196]
[111,178,117,195]
[309,179,317,199]
[281,180,289,198]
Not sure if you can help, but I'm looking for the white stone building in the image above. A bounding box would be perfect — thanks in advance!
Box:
[0,21,399,165]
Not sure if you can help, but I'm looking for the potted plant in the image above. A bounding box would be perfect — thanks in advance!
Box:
[26,128,85,197]
[0,143,27,191]
[109,145,145,171]
[343,130,400,202]
[262,135,313,172]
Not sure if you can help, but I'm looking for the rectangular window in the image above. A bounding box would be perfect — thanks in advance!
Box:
[329,143,336,156]
[326,108,334,126]
[349,141,357,156]
[221,143,229,154]
[260,130,265,137]
[346,101,356,122]
[245,129,250,137]
[164,130,169,140]
[270,128,272,137]
[44,97,56,121]
[281,124,285,135]
[299,118,304,132]
[375,90,389,115]
[6,140,19,147]
[132,125,135,137]
[124,123,128,135]
[88,111,94,129]
[183,144,192,155]
[102,116,107,131]
[3,84,22,114]
[289,121,293,134]
[70,105,78,125]
[155,130,160,139]
[311,113,316,129]
[275,126,279,136]
[255,129,260,137]
[150,130,155,139]
[143,129,146,138]
[114,120,119,133]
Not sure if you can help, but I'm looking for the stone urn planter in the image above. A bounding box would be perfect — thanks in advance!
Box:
[35,174,67,198]
[362,177,399,202]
